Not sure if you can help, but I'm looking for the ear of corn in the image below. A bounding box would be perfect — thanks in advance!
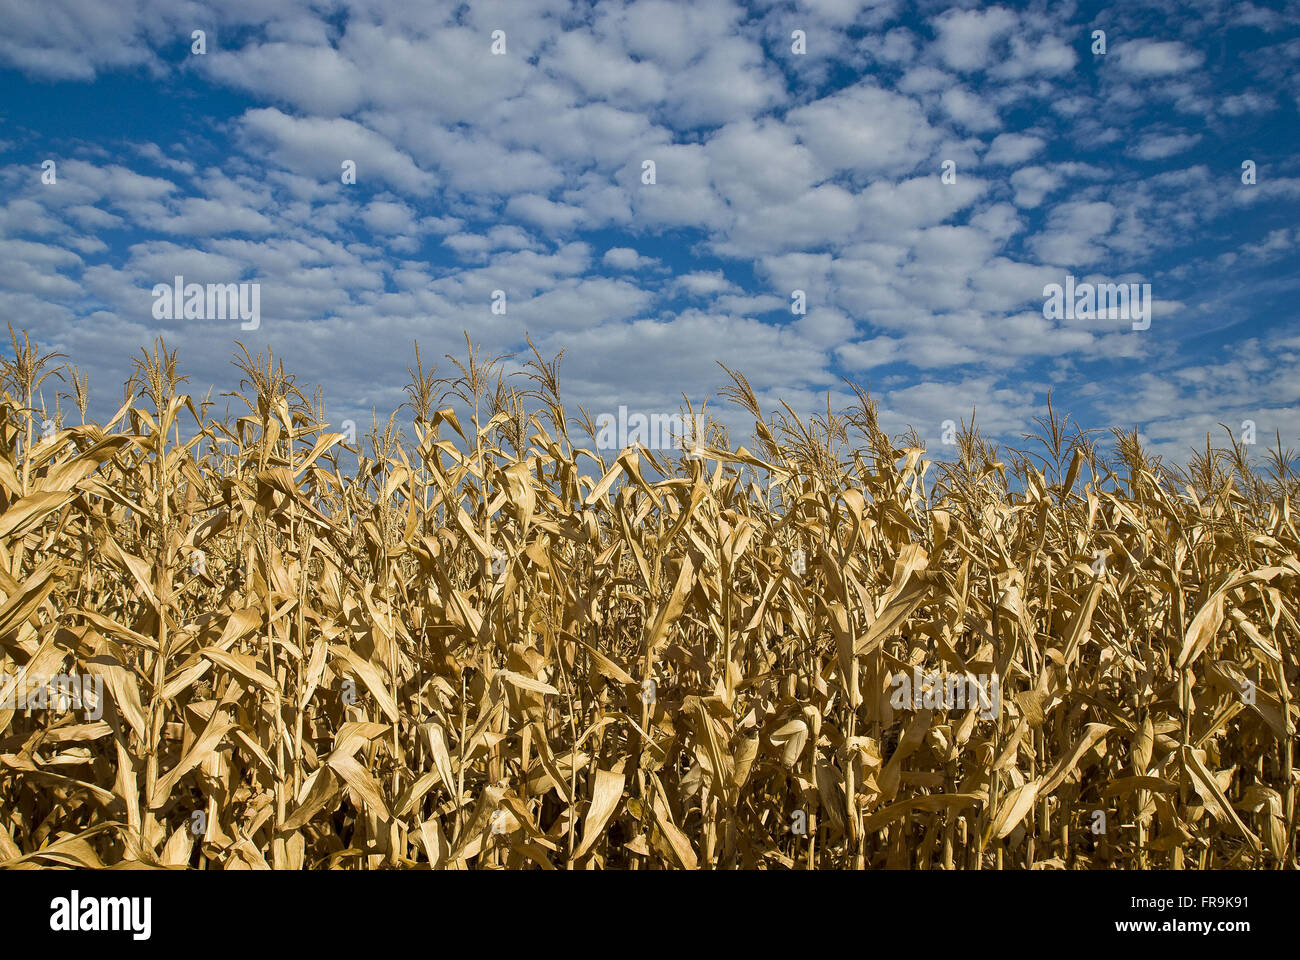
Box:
[0,334,1295,869]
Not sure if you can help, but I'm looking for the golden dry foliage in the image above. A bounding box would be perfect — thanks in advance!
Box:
[0,332,1296,870]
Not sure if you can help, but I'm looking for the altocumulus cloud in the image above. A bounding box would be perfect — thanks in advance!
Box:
[0,0,1297,462]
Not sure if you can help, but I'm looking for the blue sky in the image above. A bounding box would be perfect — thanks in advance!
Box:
[1,0,1298,462]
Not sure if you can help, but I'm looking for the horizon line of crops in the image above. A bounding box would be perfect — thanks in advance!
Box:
[0,324,1295,869]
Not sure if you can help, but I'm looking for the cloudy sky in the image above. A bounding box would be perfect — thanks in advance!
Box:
[1,0,1298,461]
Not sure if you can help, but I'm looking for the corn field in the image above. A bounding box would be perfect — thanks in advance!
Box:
[0,327,1296,870]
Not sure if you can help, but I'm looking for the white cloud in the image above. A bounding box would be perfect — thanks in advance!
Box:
[1117,40,1205,76]
[505,194,585,231]
[1131,132,1203,160]
[239,108,436,194]
[602,247,659,270]
[897,65,951,93]
[359,199,417,235]
[941,87,1001,132]
[675,270,734,297]
[203,43,365,115]
[876,28,916,63]
[790,83,941,175]
[992,32,1077,79]
[1010,166,1062,208]
[931,7,1018,72]
[984,133,1045,166]
[1031,201,1117,266]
